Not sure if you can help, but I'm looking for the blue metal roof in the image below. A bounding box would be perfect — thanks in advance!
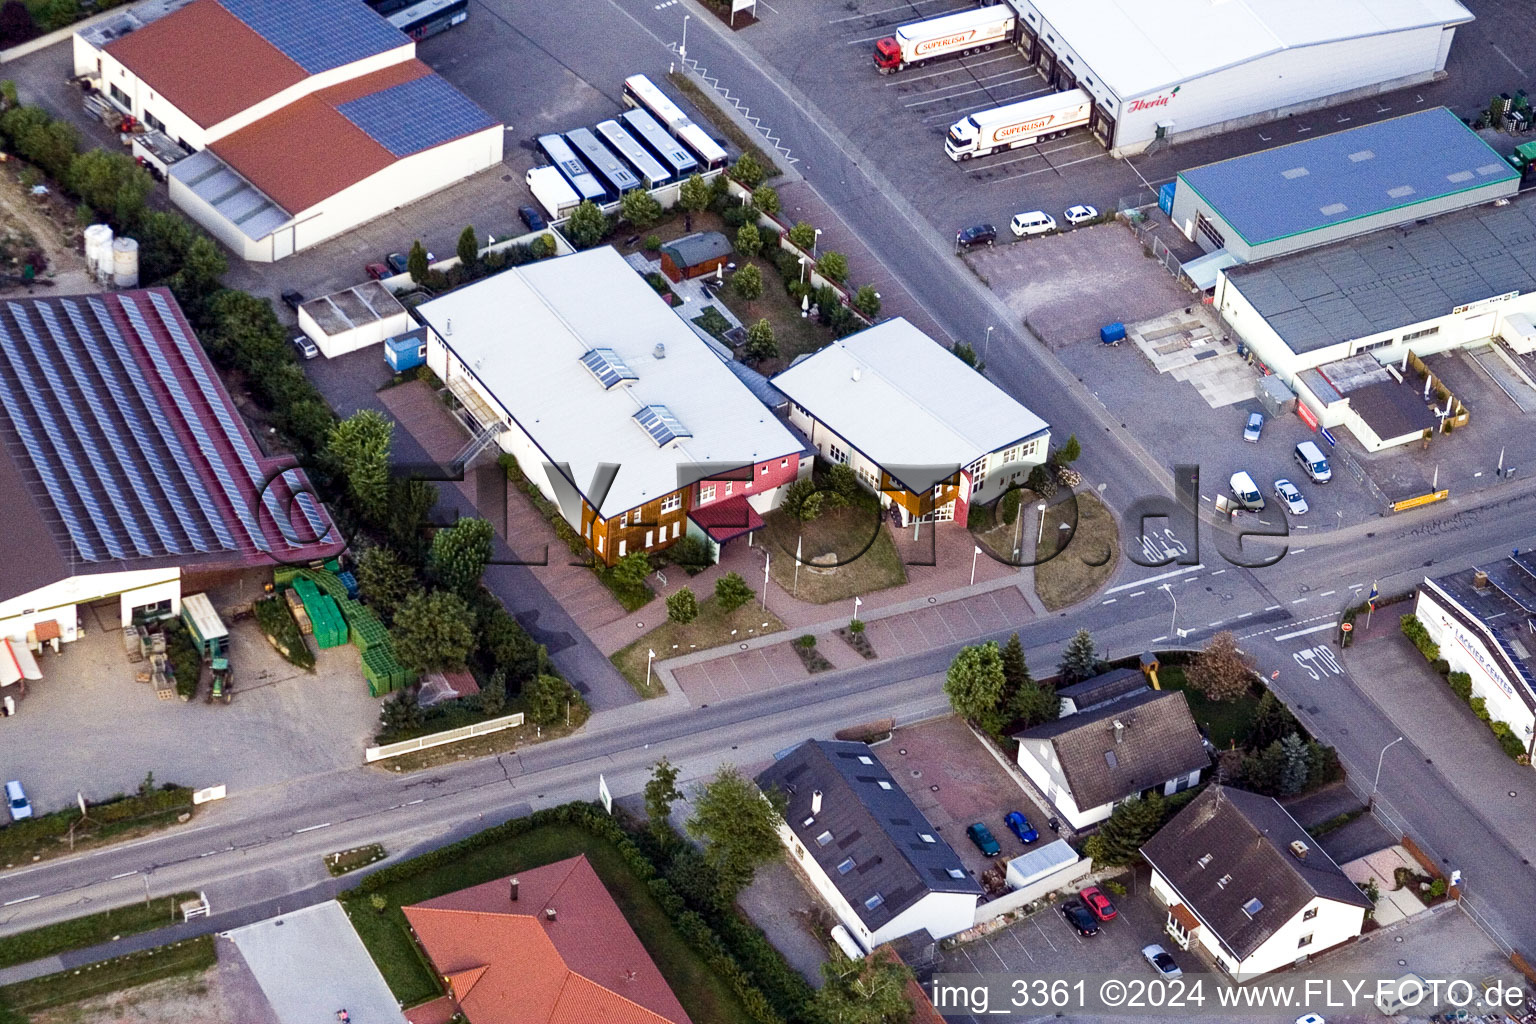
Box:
[1178,107,1518,247]
[218,0,406,76]
[337,74,498,159]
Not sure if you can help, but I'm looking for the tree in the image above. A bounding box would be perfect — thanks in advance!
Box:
[565,200,608,249]
[356,545,417,621]
[1245,690,1300,750]
[66,149,153,230]
[325,410,393,524]
[478,667,508,717]
[950,341,985,374]
[1058,628,1100,684]
[167,235,228,316]
[998,633,1058,729]
[852,284,881,320]
[678,173,711,213]
[666,586,699,624]
[786,221,817,250]
[456,224,479,267]
[391,589,475,672]
[731,151,766,188]
[0,3,35,46]
[1001,633,1030,692]
[751,184,780,216]
[1187,631,1254,703]
[387,477,439,563]
[428,517,494,597]
[525,673,582,725]
[1082,793,1167,866]
[825,463,860,505]
[734,222,762,258]
[811,951,916,1024]
[1279,732,1309,796]
[408,240,429,283]
[816,251,849,283]
[686,765,787,894]
[2,106,77,181]
[610,551,652,597]
[1239,740,1288,796]
[731,262,763,303]
[1051,434,1082,466]
[944,641,1010,735]
[379,688,423,738]
[620,188,663,229]
[137,211,196,286]
[715,572,753,613]
[644,758,684,835]
[200,288,285,373]
[779,477,823,522]
[743,317,777,363]
[1027,463,1058,499]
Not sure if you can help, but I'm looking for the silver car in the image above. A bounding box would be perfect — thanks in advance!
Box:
[1243,411,1264,443]
[1274,478,1309,515]
[1142,944,1182,978]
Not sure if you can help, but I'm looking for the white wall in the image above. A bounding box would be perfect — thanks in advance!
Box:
[1014,738,1102,829]
[0,567,181,643]
[1235,895,1365,980]
[167,173,275,261]
[1416,586,1536,750]
[300,301,410,359]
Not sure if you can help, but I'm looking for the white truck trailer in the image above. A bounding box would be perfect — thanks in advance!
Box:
[873,5,1016,74]
[525,165,581,220]
[945,89,1091,160]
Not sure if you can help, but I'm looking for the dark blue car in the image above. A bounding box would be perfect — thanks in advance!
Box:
[1004,810,1039,844]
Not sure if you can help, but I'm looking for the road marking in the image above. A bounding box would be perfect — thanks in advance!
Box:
[826,0,955,23]
[1128,591,1145,597]
[1274,623,1336,641]
[985,151,1107,183]
[885,54,1019,82]
[1106,563,1204,594]
[110,870,138,879]
[1101,598,1117,605]
[406,798,425,805]
[1292,548,1306,554]
[1237,611,1253,618]
[1291,598,1308,604]
[1493,43,1527,76]
[1211,569,1226,575]
[3,895,40,906]
[1150,635,1168,642]
[1265,605,1282,611]
[1208,620,1224,627]
[1319,590,1336,597]
[294,822,332,834]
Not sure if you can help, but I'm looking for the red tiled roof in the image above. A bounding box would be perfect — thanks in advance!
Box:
[402,855,692,1024]
[105,0,307,129]
[687,494,764,542]
[206,60,433,214]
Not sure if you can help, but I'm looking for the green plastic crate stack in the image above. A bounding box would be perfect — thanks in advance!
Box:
[276,567,414,694]
[291,578,347,649]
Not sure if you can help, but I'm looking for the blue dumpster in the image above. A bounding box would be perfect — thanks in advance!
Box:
[1100,322,1126,345]
[1158,181,1176,216]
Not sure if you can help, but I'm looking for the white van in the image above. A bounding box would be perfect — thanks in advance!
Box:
[1377,973,1428,1016]
[6,780,31,821]
[1229,471,1265,510]
[1010,211,1057,237]
[1294,441,1332,483]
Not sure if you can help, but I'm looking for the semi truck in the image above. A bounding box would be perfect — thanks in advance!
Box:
[945,89,1091,161]
[525,165,581,220]
[874,5,1016,74]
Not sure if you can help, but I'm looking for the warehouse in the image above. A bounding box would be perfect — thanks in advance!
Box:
[1000,0,1473,156]
[298,280,409,359]
[1171,107,1519,270]
[73,0,502,261]
[0,289,343,648]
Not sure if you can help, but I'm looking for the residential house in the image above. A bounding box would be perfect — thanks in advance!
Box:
[772,318,1049,527]
[756,740,983,953]
[1141,786,1371,980]
[1012,688,1208,830]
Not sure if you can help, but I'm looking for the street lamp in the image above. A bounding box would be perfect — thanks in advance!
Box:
[799,255,809,284]
[760,547,771,609]
[984,325,994,360]
[1035,502,1047,546]
[645,648,657,692]
[1159,583,1185,639]
[812,228,823,258]
[680,13,690,60]
[1372,736,1405,800]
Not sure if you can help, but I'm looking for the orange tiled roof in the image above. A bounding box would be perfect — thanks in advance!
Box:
[402,855,692,1024]
[104,0,307,129]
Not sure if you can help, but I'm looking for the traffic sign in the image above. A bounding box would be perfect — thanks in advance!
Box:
[1320,428,1338,447]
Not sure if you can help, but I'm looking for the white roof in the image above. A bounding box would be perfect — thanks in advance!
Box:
[1029,0,1472,99]
[416,247,801,518]
[771,318,1049,476]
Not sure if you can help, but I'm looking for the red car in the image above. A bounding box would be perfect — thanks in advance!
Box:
[365,262,391,280]
[1079,886,1118,922]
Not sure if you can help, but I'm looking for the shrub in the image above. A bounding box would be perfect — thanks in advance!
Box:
[666,534,713,575]
[848,618,865,634]
[815,251,849,284]
[1431,658,1450,676]
[852,284,881,319]
[643,234,662,251]
[564,200,609,249]
[620,188,664,229]
[722,204,754,230]
[786,221,816,250]
[731,151,767,188]
[750,184,780,216]
[1400,615,1440,661]
[1469,696,1490,722]
[715,572,753,613]
[666,587,699,625]
[796,635,817,649]
[1428,878,1447,898]
[1447,671,1472,702]
[735,222,763,258]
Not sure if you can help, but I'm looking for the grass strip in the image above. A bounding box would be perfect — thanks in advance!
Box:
[666,71,781,178]
[0,893,197,969]
[0,935,215,1014]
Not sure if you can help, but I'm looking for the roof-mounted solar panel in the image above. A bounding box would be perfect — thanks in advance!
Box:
[581,348,638,389]
[634,404,690,447]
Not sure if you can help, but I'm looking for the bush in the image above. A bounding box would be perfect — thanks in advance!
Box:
[666,587,699,625]
[564,200,609,249]
[722,204,754,230]
[1431,658,1450,676]
[665,534,713,575]
[815,251,849,284]
[786,221,817,250]
[735,222,763,258]
[715,572,753,613]
[731,151,767,188]
[1447,671,1472,702]
[796,635,816,649]
[643,234,662,251]
[1400,615,1440,661]
[620,188,663,229]
[750,184,780,216]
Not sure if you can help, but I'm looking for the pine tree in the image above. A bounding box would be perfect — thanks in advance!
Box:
[407,240,429,283]
[1246,690,1300,749]
[1082,793,1167,866]
[456,224,478,267]
[1058,629,1100,684]
[1279,733,1310,795]
[1001,633,1030,690]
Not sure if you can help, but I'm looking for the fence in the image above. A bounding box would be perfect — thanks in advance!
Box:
[1126,214,1186,283]
[972,857,1095,926]
[364,712,525,763]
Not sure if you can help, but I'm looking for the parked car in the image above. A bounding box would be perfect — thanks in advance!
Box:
[1063,204,1098,226]
[6,780,32,821]
[1274,478,1309,515]
[291,334,319,360]
[1294,440,1333,483]
[1010,210,1057,236]
[1229,470,1265,511]
[1243,410,1264,443]
[1060,900,1099,936]
[386,250,436,275]
[1142,943,1182,978]
[280,289,304,311]
[1003,810,1038,844]
[365,262,391,280]
[966,822,1001,857]
[956,224,997,248]
[518,204,547,232]
[1078,885,1118,921]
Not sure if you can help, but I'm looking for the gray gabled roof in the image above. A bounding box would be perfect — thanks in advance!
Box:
[1140,787,1371,961]
[1054,668,1148,711]
[659,231,732,269]
[756,741,980,934]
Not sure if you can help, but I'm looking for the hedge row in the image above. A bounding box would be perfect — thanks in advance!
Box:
[1402,616,1528,761]
[0,785,192,854]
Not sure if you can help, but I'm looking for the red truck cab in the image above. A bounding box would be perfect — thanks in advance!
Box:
[874,37,902,70]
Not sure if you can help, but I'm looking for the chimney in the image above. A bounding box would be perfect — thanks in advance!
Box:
[811,790,823,814]
[1289,840,1310,860]
[1474,569,1490,589]
[654,342,666,359]
[510,877,519,902]
[1112,720,1125,744]
[545,907,557,922]
[851,367,861,382]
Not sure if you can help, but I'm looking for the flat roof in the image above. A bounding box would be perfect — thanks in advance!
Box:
[1178,108,1516,247]
[1426,556,1536,706]
[1026,0,1471,99]
[415,247,803,519]
[301,280,406,338]
[1224,193,1536,354]
[1345,379,1438,440]
[770,318,1049,480]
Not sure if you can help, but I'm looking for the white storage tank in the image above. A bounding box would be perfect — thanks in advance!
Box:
[111,237,139,288]
[83,224,113,280]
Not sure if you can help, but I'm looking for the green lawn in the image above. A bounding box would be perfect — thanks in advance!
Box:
[341,826,753,1024]
[1033,492,1119,611]
[0,935,215,1015]
[1158,665,1260,749]
[0,893,196,969]
[762,504,907,604]
[612,596,785,697]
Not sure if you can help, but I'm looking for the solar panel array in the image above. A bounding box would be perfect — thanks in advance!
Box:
[337,74,498,160]
[218,0,408,76]
[581,348,638,390]
[634,404,691,447]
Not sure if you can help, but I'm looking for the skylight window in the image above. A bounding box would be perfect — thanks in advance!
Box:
[1242,898,1264,917]
[865,893,885,910]
[837,858,856,875]
[580,348,637,389]
[633,404,691,446]
[816,831,834,847]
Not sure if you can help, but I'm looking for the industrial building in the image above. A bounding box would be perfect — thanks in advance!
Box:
[1170,107,1519,279]
[417,247,805,566]
[74,0,502,262]
[298,280,410,359]
[0,288,342,649]
[1215,194,1536,448]
[999,0,1472,155]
